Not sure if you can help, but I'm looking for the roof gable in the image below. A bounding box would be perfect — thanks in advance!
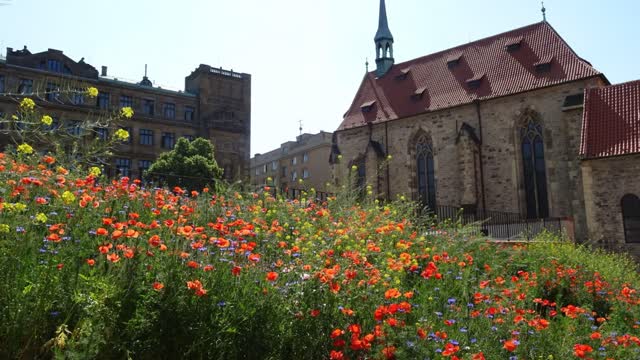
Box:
[338,22,603,131]
[581,80,640,159]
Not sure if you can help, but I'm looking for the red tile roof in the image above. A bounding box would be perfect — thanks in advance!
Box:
[338,22,604,131]
[581,80,640,159]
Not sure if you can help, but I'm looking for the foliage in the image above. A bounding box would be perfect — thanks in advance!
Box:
[1,151,640,359]
[146,137,223,191]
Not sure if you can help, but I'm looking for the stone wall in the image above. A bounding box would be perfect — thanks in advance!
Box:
[582,154,640,256]
[333,78,605,241]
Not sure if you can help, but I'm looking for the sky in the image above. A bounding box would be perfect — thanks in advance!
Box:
[1,0,639,155]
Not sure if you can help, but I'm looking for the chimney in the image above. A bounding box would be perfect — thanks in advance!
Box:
[101,66,107,77]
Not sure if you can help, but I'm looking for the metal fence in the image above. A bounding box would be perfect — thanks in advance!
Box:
[428,205,563,241]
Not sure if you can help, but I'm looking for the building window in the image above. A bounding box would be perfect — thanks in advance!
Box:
[263,164,268,173]
[97,92,110,109]
[291,170,298,182]
[163,103,176,119]
[115,158,131,178]
[44,117,60,132]
[95,127,108,141]
[416,134,436,211]
[303,169,309,179]
[184,106,195,122]
[138,160,151,178]
[0,75,4,93]
[140,129,153,145]
[18,79,33,95]
[303,152,309,163]
[142,99,155,116]
[182,134,194,141]
[622,194,640,243]
[48,59,62,73]
[120,126,132,144]
[120,95,133,108]
[72,89,85,105]
[521,117,549,219]
[45,82,60,102]
[291,157,297,165]
[140,129,154,145]
[161,132,175,149]
[271,161,278,171]
[255,167,260,176]
[353,158,366,194]
[281,166,287,177]
[67,121,82,136]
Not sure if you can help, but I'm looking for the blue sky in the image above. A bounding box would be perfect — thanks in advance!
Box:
[2,0,639,155]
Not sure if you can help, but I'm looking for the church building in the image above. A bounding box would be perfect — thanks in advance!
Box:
[331,0,640,249]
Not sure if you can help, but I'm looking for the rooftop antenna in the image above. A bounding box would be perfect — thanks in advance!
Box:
[541,1,546,22]
[298,120,303,136]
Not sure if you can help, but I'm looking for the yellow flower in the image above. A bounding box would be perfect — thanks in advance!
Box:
[11,115,18,120]
[387,154,392,160]
[20,98,36,111]
[61,191,76,205]
[89,166,101,177]
[120,107,134,119]
[86,87,99,98]
[0,224,9,233]
[17,143,34,155]
[35,213,48,223]
[351,165,358,171]
[114,128,130,141]
[41,115,53,126]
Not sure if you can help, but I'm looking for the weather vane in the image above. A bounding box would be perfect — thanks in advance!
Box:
[541,1,546,22]
[365,58,369,72]
[298,120,303,136]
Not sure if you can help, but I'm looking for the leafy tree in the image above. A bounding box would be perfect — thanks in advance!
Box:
[146,137,222,190]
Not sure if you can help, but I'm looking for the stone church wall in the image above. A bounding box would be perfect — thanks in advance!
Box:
[582,154,640,256]
[334,77,605,241]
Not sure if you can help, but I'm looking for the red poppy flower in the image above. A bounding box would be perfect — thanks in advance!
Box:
[266,272,278,282]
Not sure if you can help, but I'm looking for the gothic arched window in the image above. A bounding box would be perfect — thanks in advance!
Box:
[416,135,436,211]
[622,194,640,243]
[521,118,549,218]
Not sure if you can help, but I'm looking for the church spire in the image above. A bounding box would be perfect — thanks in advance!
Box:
[374,0,394,77]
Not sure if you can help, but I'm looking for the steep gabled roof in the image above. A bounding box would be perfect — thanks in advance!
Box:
[338,22,604,131]
[581,80,640,159]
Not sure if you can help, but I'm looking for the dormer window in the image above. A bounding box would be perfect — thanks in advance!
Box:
[466,74,485,89]
[534,56,553,73]
[505,37,523,52]
[395,67,411,80]
[412,86,427,101]
[47,59,62,73]
[361,100,376,113]
[446,53,462,69]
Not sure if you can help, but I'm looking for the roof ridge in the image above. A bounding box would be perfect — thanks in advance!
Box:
[367,21,547,73]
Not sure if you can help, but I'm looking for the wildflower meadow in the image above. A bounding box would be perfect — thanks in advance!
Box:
[2,95,640,359]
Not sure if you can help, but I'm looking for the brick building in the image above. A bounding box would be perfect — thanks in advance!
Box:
[0,46,251,181]
[251,131,333,199]
[580,80,640,254]
[331,0,637,246]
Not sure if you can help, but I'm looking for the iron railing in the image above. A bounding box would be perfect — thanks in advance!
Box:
[428,205,563,241]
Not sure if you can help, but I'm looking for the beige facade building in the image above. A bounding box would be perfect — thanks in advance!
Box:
[0,46,251,181]
[332,0,640,251]
[251,131,332,199]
